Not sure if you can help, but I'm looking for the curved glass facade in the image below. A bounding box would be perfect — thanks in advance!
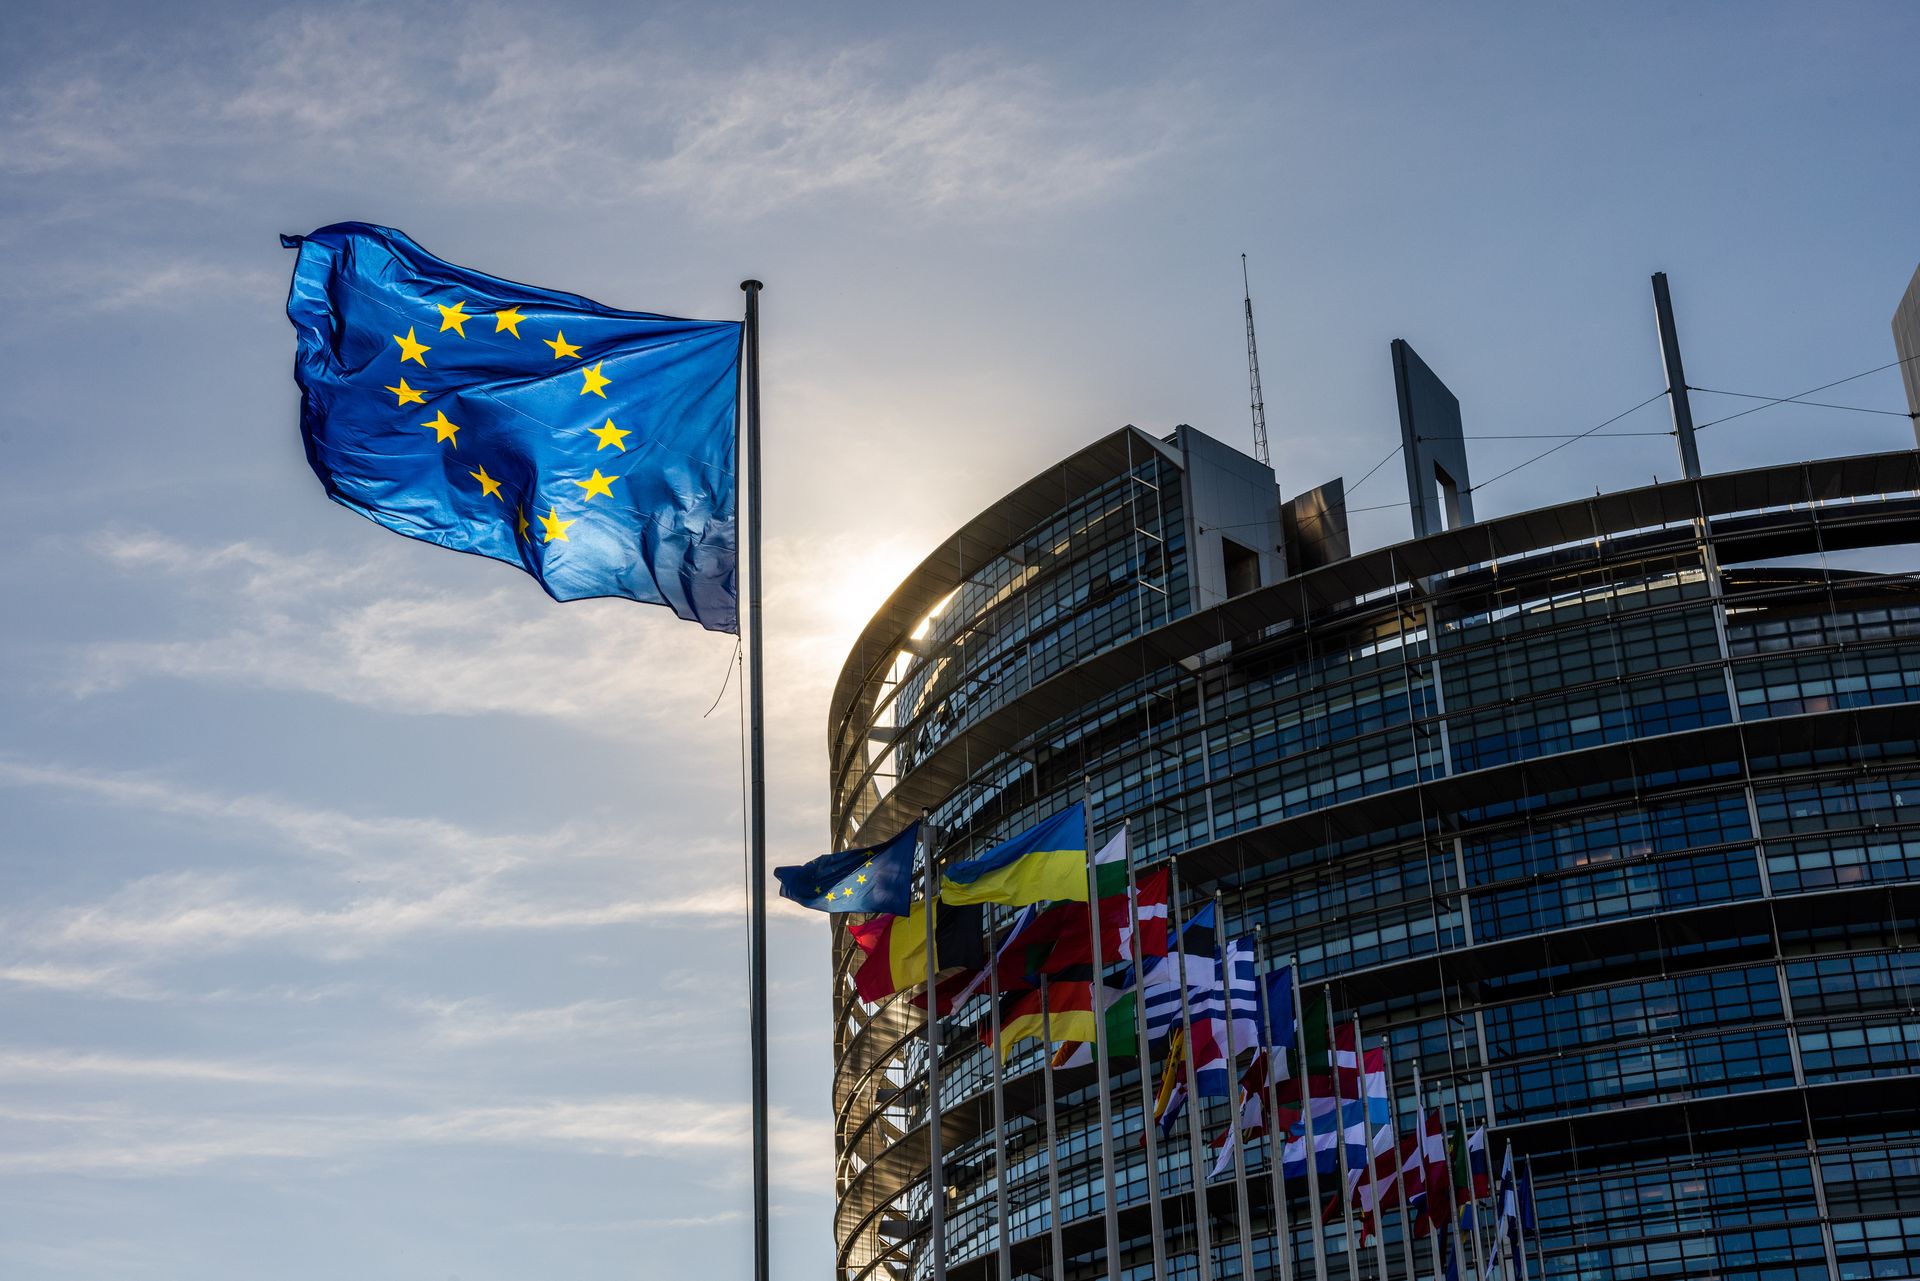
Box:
[826,426,1920,1281]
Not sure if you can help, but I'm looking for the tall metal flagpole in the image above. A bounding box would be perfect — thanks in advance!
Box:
[1168,866,1216,1281]
[1085,800,1123,1281]
[1351,1017,1390,1281]
[1040,976,1066,1281]
[1124,831,1170,1281]
[1252,930,1293,1281]
[922,821,948,1281]
[1214,894,1256,1281]
[1291,963,1329,1281]
[988,918,1013,1281]
[1411,1063,1443,1281]
[1326,988,1362,1281]
[1380,1037,1418,1281]
[1523,1156,1541,1281]
[739,279,771,1281]
[1462,1112,1488,1281]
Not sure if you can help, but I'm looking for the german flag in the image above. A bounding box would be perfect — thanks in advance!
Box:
[979,968,1100,1060]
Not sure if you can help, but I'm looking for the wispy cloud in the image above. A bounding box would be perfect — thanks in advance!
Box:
[0,1048,356,1089]
[1,11,1188,221]
[70,532,741,741]
[405,994,726,1049]
[0,1093,829,1190]
[0,759,744,963]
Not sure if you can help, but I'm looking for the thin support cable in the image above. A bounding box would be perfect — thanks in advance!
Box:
[1688,385,1912,420]
[1695,351,1920,432]
[1469,390,1668,495]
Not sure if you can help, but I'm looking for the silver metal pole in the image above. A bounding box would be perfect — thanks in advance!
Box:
[1351,1019,1389,1281]
[1292,963,1330,1281]
[1522,1156,1541,1281]
[1125,833,1170,1281]
[738,278,771,1281]
[1252,931,1294,1281]
[1410,1062,1442,1281]
[1327,989,1361,1281]
[989,918,1013,1281]
[1215,894,1256,1281]
[923,823,948,1281]
[1168,866,1216,1281]
[1380,1037,1417,1281]
[1041,976,1066,1281]
[1087,803,1123,1281]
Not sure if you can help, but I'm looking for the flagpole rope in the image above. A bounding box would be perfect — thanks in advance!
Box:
[705,637,742,718]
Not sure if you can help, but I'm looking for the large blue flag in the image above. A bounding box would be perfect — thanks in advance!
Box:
[774,823,919,916]
[283,223,742,631]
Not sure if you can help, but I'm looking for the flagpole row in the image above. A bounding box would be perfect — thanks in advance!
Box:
[1167,864,1216,1281]
[738,278,771,1281]
[1084,789,1124,1281]
[1124,832,1170,1281]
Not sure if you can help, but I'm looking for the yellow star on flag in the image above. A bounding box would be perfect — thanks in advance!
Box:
[579,362,610,398]
[384,379,424,406]
[470,465,503,499]
[855,873,867,884]
[573,469,616,501]
[421,410,460,445]
[494,307,525,337]
[539,508,574,543]
[515,505,530,540]
[591,419,630,452]
[436,301,472,336]
[393,327,430,365]
[545,331,581,360]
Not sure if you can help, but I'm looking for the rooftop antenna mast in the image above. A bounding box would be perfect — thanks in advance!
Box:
[1242,253,1271,467]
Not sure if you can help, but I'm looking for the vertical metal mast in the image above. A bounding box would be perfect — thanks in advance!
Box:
[739,278,770,1281]
[1242,254,1271,468]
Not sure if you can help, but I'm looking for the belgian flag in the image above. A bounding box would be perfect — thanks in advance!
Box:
[849,901,984,1004]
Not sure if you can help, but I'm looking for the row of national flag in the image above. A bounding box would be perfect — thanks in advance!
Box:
[776,804,1541,1276]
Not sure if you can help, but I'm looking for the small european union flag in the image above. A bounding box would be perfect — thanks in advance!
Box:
[283,222,742,632]
[774,822,919,915]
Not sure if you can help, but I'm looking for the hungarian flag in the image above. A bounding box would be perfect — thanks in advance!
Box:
[849,901,985,1003]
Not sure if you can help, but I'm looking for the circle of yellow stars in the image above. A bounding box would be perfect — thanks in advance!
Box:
[818,857,876,903]
[381,298,636,549]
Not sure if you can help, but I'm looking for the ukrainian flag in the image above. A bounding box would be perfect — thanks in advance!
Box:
[940,804,1089,907]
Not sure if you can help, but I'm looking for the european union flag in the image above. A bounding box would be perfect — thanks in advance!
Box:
[283,223,742,632]
[774,822,919,915]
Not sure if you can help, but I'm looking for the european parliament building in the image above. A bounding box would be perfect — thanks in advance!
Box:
[825,335,1920,1281]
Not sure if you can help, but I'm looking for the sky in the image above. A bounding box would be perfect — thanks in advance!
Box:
[0,2,1916,1278]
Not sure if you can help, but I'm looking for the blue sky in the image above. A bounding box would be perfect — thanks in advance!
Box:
[1,2,1916,1278]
